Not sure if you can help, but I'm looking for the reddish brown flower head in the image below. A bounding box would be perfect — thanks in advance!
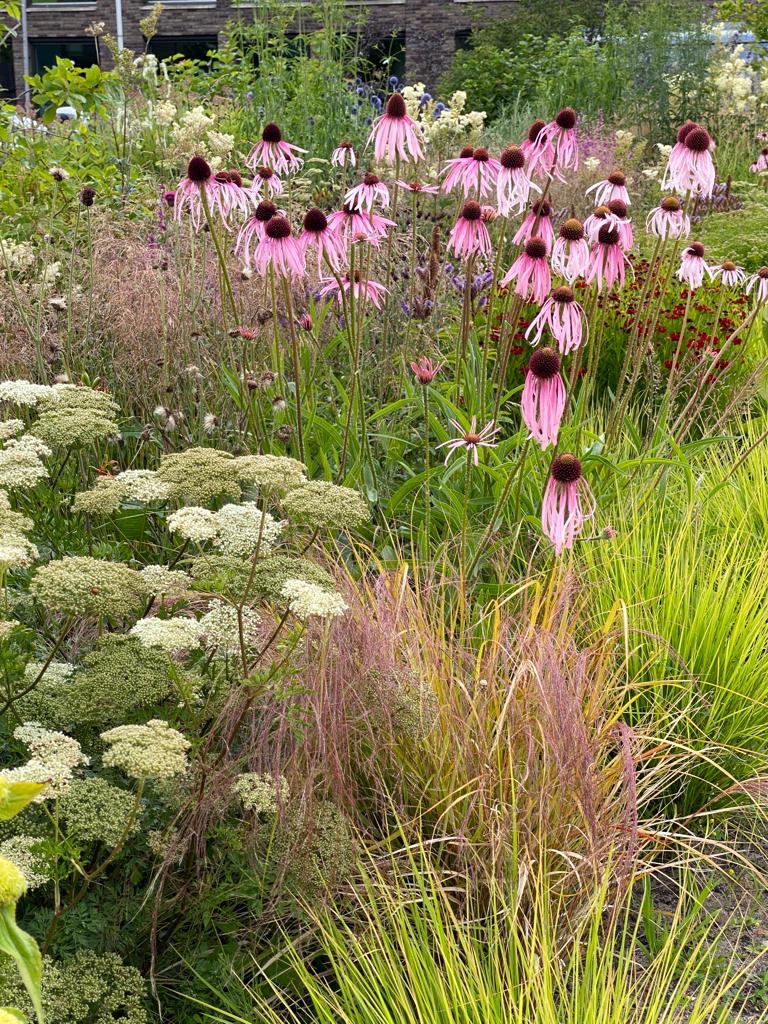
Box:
[721,259,737,272]
[214,171,232,183]
[552,285,575,303]
[685,127,711,152]
[532,199,552,217]
[607,199,628,218]
[525,236,548,259]
[186,155,212,182]
[687,241,705,257]
[597,224,620,245]
[255,200,277,222]
[527,119,546,144]
[227,169,243,187]
[555,107,577,130]
[551,453,582,483]
[257,167,275,180]
[528,346,560,379]
[461,200,482,221]
[758,267,768,278]
[676,120,699,143]
[303,207,328,233]
[559,217,584,241]
[386,93,407,118]
[363,172,381,186]
[262,122,283,143]
[608,170,626,186]
[79,186,96,207]
[660,195,682,212]
[265,216,291,240]
[500,145,525,169]
[459,145,475,158]
[473,147,490,163]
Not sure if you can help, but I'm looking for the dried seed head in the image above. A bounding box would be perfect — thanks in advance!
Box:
[551,453,582,483]
[79,186,96,207]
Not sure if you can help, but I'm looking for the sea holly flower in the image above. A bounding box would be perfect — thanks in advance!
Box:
[513,199,553,253]
[662,122,716,198]
[586,170,630,207]
[173,155,220,231]
[541,453,595,555]
[437,416,500,466]
[299,207,347,273]
[234,199,279,264]
[318,271,388,309]
[254,216,306,280]
[521,347,566,449]
[586,224,630,292]
[501,237,551,305]
[646,195,691,240]
[448,200,492,260]
[551,218,589,283]
[526,286,587,354]
[344,172,391,212]
[410,356,443,384]
[496,145,539,216]
[710,259,746,289]
[368,92,425,164]
[677,242,709,289]
[247,122,306,175]
[746,267,768,303]
[332,140,356,167]
[440,146,500,198]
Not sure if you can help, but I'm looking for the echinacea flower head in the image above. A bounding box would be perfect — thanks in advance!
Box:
[606,198,634,250]
[410,356,443,384]
[174,155,219,231]
[326,202,395,246]
[247,122,306,175]
[441,146,500,198]
[746,266,768,303]
[234,199,279,264]
[332,140,356,167]
[541,453,595,555]
[551,217,589,283]
[646,194,691,240]
[207,169,251,227]
[344,172,390,212]
[254,216,306,280]
[583,205,620,244]
[526,285,587,354]
[751,148,768,173]
[521,119,553,175]
[396,179,439,195]
[513,198,554,252]
[437,416,501,466]
[448,200,492,260]
[299,207,346,273]
[500,236,551,305]
[522,347,566,449]
[368,92,425,164]
[318,270,389,309]
[496,144,539,216]
[252,165,284,197]
[586,223,630,292]
[711,259,746,289]
[677,241,709,289]
[530,107,579,177]
[586,170,630,208]
[662,122,716,198]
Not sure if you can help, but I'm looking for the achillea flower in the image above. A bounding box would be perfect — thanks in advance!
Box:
[513,199,553,253]
[437,416,500,466]
[677,242,709,289]
[522,347,566,448]
[318,271,389,309]
[663,123,716,197]
[501,236,551,305]
[541,453,595,555]
[326,203,395,246]
[496,144,539,216]
[521,119,554,175]
[299,207,346,273]
[526,285,586,354]
[583,205,620,244]
[710,259,746,288]
[247,122,306,175]
[646,195,691,240]
[235,199,280,264]
[551,218,589,282]
[448,200,491,259]
[251,165,284,197]
[746,266,768,303]
[344,172,390,212]
[174,155,219,231]
[751,148,768,173]
[586,224,630,292]
[440,146,500,198]
[530,107,579,177]
[396,179,439,195]
[332,140,356,167]
[411,356,443,384]
[368,92,425,164]
[254,216,306,280]
[606,199,634,250]
[586,170,630,207]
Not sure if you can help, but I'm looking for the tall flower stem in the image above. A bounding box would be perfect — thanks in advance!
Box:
[422,383,432,559]
[200,188,238,330]
[459,447,472,601]
[456,254,476,389]
[281,278,305,463]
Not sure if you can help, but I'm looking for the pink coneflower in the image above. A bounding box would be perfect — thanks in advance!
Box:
[501,236,551,305]
[541,453,595,555]
[251,165,284,197]
[332,140,356,168]
[530,107,579,177]
[234,199,279,264]
[551,218,589,283]
[344,172,390,212]
[448,200,492,260]
[586,170,630,207]
[163,190,176,207]
[254,216,306,280]
[751,148,768,173]
[526,285,586,355]
[583,205,620,245]
[606,199,634,251]
[174,155,220,231]
[746,267,768,303]
[327,202,395,246]
[396,179,439,195]
[247,122,306,175]
[441,146,500,198]
[368,93,425,164]
[646,195,691,240]
[318,270,388,309]
[710,259,746,289]
[513,199,554,253]
[411,356,443,384]
[208,169,251,227]
[496,144,539,216]
[521,119,554,176]
[586,224,630,292]
[299,207,347,273]
[676,242,709,290]
[662,122,716,198]
[437,416,500,466]
[522,347,566,449]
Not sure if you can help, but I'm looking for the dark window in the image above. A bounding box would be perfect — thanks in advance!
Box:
[361,31,406,84]
[455,29,473,51]
[147,35,218,62]
[31,38,98,73]
[0,41,14,98]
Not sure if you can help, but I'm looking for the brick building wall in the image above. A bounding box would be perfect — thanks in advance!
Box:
[11,0,517,103]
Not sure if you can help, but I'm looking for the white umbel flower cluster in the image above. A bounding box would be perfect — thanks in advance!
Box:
[0,380,54,406]
[0,435,50,490]
[281,578,348,620]
[199,599,260,655]
[130,615,204,653]
[115,469,172,503]
[2,722,89,799]
[100,719,190,779]
[168,502,283,557]
[167,506,218,542]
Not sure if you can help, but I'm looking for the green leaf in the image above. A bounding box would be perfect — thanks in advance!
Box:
[0,1009,27,1023]
[0,905,44,1024]
[0,783,47,821]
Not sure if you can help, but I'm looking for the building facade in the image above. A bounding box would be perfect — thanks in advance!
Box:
[10,0,517,103]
